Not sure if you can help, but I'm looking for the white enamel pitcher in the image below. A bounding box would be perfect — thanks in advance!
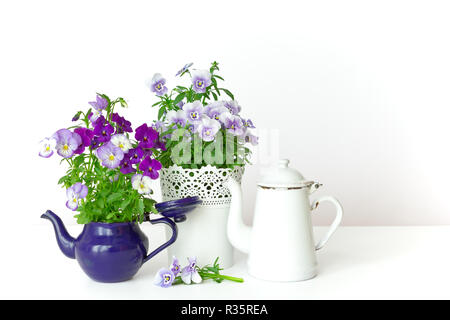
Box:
[225,159,343,281]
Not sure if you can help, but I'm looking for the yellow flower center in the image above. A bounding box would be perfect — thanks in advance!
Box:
[148,167,152,172]
[231,125,235,129]
[119,143,124,149]
[73,198,77,203]
[197,80,203,87]
[63,144,69,151]
[140,183,145,189]
[46,146,50,151]
[109,155,115,161]
[206,130,211,135]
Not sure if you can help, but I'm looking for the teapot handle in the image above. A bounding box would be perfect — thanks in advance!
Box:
[142,217,178,264]
[310,196,343,250]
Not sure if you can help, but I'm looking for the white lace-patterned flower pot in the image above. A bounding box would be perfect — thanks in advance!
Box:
[160,164,245,268]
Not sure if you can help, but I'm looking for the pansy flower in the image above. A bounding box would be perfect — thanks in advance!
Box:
[175,62,193,76]
[197,117,221,142]
[39,137,57,158]
[222,114,244,136]
[224,100,241,115]
[52,129,82,158]
[119,156,136,175]
[183,101,203,123]
[191,69,212,93]
[242,131,258,146]
[112,113,132,133]
[74,127,94,154]
[166,110,187,127]
[96,143,124,169]
[242,118,255,129]
[153,268,175,288]
[148,73,168,96]
[170,256,181,276]
[89,94,108,111]
[139,156,162,179]
[131,174,153,194]
[135,123,158,149]
[128,147,144,164]
[66,182,88,211]
[110,134,132,153]
[181,257,202,285]
[93,117,115,143]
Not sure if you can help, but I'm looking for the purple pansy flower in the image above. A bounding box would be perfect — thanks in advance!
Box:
[96,143,124,169]
[222,114,244,136]
[39,137,56,158]
[139,156,162,179]
[66,182,88,211]
[135,123,159,149]
[181,257,202,284]
[52,129,82,158]
[170,256,181,276]
[112,113,133,133]
[93,116,114,143]
[207,105,229,122]
[197,117,221,142]
[153,268,175,288]
[88,109,102,123]
[119,156,136,175]
[183,101,203,123]
[89,95,108,111]
[90,137,100,150]
[74,127,94,154]
[167,110,187,127]
[128,147,144,164]
[242,118,255,128]
[175,62,193,76]
[148,73,168,96]
[223,100,241,115]
[242,131,259,146]
[191,69,212,93]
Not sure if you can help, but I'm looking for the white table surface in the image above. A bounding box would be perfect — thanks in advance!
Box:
[1,224,450,300]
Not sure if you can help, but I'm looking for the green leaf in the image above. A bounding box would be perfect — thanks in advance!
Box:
[107,192,123,203]
[158,107,166,120]
[143,198,157,213]
[118,97,128,108]
[121,198,132,210]
[173,92,185,106]
[136,199,145,214]
[57,176,68,185]
[73,155,85,167]
[211,91,218,100]
[221,89,234,100]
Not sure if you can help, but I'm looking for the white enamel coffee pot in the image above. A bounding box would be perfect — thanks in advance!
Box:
[225,159,343,281]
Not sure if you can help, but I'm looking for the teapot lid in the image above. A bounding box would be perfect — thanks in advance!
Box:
[258,159,313,188]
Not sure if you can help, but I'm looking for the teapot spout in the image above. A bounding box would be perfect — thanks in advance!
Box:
[225,178,252,254]
[41,210,76,259]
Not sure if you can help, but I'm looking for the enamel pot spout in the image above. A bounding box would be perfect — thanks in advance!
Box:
[224,177,252,254]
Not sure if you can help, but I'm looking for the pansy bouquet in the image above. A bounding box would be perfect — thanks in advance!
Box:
[39,93,164,224]
[149,61,258,169]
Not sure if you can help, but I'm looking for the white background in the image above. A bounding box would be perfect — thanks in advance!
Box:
[1,0,450,226]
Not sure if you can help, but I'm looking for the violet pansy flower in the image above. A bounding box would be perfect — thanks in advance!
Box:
[89,95,108,111]
[191,69,212,93]
[119,156,136,175]
[181,257,202,285]
[242,131,259,146]
[88,109,102,123]
[135,123,158,149]
[183,101,203,123]
[93,117,114,143]
[224,100,241,115]
[66,182,88,211]
[243,118,256,129]
[128,147,144,164]
[197,117,221,142]
[112,113,133,133]
[74,127,94,154]
[52,129,82,158]
[153,268,175,288]
[166,110,187,127]
[148,73,168,96]
[96,143,124,169]
[170,256,181,276]
[175,62,193,76]
[139,156,162,179]
[131,174,153,194]
[222,114,244,136]
[39,137,56,158]
[207,105,229,122]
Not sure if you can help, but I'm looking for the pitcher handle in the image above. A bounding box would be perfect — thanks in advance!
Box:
[142,217,178,264]
[311,196,343,250]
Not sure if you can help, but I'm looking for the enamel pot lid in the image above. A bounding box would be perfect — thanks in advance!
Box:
[258,159,315,188]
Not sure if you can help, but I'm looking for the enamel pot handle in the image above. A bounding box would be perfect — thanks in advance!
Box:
[311,196,343,250]
[142,217,178,264]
